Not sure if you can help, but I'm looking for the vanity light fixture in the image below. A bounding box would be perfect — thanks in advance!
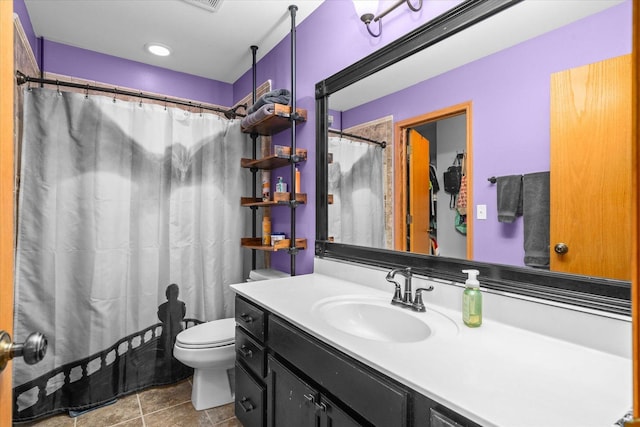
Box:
[145,43,172,57]
[356,0,423,38]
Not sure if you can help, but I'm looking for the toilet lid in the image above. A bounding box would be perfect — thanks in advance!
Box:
[175,318,235,349]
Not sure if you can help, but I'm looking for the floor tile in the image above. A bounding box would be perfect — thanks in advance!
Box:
[75,394,141,427]
[213,418,242,427]
[111,417,144,427]
[206,403,234,424]
[13,412,75,427]
[138,380,192,415]
[143,401,213,427]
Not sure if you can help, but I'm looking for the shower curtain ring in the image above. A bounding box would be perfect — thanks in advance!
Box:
[199,105,203,117]
[56,81,61,96]
[27,80,31,92]
[112,88,117,103]
[85,84,89,99]
[138,92,143,108]
[164,98,167,111]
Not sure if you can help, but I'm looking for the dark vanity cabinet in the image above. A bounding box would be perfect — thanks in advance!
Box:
[234,297,267,427]
[234,295,481,427]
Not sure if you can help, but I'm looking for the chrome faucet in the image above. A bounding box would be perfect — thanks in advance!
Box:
[386,267,434,311]
[386,267,413,305]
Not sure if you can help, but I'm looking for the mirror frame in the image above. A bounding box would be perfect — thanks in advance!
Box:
[315,0,631,316]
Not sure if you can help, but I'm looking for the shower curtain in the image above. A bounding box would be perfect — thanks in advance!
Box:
[328,136,384,248]
[12,87,251,421]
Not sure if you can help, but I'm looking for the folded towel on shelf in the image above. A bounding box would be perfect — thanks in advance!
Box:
[522,171,550,268]
[240,103,276,129]
[496,175,523,223]
[247,89,291,114]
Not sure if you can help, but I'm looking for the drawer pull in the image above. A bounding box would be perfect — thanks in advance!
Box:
[238,345,254,358]
[239,313,254,323]
[239,397,255,412]
[303,394,315,405]
[315,401,328,413]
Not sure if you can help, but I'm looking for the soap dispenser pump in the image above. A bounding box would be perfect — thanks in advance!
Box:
[462,269,482,327]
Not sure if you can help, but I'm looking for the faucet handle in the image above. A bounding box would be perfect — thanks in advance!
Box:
[387,279,404,306]
[412,286,434,312]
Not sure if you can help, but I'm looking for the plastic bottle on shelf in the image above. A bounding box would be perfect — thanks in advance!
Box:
[262,216,271,245]
[276,176,287,193]
[295,167,301,193]
[262,171,271,201]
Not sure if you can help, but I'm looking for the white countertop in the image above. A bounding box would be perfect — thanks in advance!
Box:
[231,273,631,427]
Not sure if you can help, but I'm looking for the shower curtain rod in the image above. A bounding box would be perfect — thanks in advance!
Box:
[328,128,387,148]
[15,71,246,118]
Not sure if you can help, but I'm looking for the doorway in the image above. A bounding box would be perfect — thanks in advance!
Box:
[393,102,472,260]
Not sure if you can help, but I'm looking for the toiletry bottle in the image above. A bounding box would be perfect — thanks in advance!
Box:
[262,216,271,245]
[462,269,482,327]
[262,171,271,201]
[295,167,301,193]
[276,176,287,193]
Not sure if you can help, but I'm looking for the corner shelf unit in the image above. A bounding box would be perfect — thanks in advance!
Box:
[240,5,305,276]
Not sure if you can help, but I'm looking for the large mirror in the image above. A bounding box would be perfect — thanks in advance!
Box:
[315,0,632,314]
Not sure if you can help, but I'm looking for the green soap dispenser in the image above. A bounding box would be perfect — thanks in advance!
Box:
[462,269,482,327]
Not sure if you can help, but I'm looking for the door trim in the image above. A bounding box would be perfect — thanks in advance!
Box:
[0,0,15,423]
[393,101,473,260]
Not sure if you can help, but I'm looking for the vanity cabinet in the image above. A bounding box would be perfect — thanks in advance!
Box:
[235,297,268,427]
[268,355,361,427]
[234,294,481,427]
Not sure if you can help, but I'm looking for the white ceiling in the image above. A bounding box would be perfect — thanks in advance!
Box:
[23,0,324,84]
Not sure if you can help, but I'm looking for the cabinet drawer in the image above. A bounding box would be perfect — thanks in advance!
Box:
[236,326,266,378]
[413,392,481,427]
[268,316,408,427]
[235,362,266,427]
[236,296,266,342]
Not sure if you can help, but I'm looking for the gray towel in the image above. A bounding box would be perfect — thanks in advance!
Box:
[496,175,523,223]
[240,103,276,130]
[522,171,550,268]
[247,89,291,114]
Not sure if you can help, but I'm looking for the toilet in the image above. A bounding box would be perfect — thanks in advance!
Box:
[173,318,236,410]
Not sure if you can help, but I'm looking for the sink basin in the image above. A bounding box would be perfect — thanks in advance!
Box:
[312,296,438,343]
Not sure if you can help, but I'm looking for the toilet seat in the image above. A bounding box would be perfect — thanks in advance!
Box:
[175,318,235,349]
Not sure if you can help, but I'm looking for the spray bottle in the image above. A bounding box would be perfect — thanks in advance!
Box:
[462,269,482,327]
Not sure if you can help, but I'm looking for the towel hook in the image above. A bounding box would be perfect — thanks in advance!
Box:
[488,177,497,184]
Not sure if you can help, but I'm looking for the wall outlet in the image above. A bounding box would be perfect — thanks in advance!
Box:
[477,204,487,220]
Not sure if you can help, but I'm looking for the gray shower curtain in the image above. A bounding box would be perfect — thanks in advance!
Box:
[13,87,251,421]
[328,137,384,248]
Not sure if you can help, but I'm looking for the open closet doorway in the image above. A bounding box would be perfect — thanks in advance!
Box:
[393,102,472,260]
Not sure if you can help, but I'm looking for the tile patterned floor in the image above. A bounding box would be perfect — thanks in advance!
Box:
[14,379,242,427]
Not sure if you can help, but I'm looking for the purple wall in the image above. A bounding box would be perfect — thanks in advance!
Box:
[340,1,632,267]
[233,0,464,274]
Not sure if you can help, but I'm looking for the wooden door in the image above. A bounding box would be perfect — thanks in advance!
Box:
[550,54,632,281]
[408,129,431,254]
[0,0,15,424]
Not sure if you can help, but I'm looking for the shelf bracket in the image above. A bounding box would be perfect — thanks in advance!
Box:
[287,247,300,255]
[290,154,302,163]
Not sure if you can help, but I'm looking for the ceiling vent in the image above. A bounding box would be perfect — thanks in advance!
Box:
[181,0,224,13]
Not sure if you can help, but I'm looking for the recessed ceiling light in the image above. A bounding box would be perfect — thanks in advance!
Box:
[145,43,171,57]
